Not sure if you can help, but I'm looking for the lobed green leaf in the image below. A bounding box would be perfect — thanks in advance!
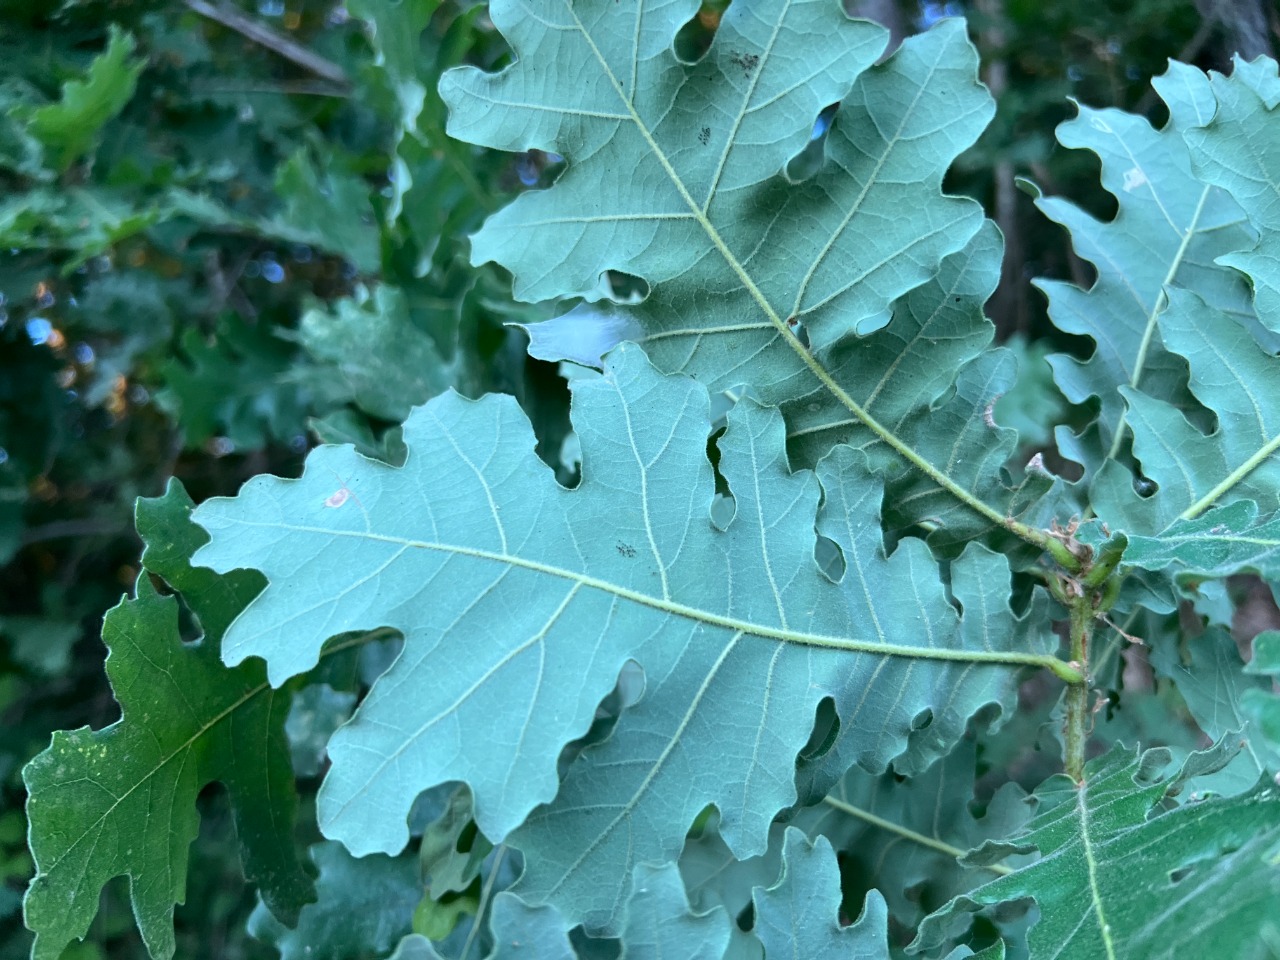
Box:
[22,482,311,960]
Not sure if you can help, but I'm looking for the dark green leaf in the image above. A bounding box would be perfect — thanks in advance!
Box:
[22,481,311,960]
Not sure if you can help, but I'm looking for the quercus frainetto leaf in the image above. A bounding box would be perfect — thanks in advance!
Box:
[536,827,895,959]
[751,829,890,959]
[248,842,421,960]
[190,345,1068,934]
[1183,61,1280,333]
[447,2,1080,558]
[1123,499,1280,581]
[782,221,1060,554]
[22,481,311,960]
[913,745,1280,960]
[299,285,455,424]
[1148,627,1280,794]
[449,2,995,431]
[1088,287,1280,534]
[1032,60,1256,474]
[793,739,1034,932]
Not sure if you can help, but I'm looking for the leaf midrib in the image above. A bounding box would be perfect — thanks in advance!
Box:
[1077,781,1118,960]
[210,515,1080,679]
[560,1,1059,556]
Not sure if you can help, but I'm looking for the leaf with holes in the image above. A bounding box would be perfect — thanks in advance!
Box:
[1032,61,1256,474]
[191,346,1070,934]
[448,3,997,449]
[1089,288,1280,535]
[1183,62,1280,334]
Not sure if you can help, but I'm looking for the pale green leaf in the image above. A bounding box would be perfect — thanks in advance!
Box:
[386,935,448,960]
[781,223,1059,553]
[1243,631,1280,755]
[191,346,1065,934]
[22,481,311,960]
[623,862,731,959]
[1033,62,1255,472]
[752,829,889,960]
[1148,626,1280,794]
[388,894,578,959]
[793,740,1033,932]
[419,786,492,898]
[248,842,420,960]
[300,285,455,423]
[913,745,1280,960]
[1090,288,1280,534]
[448,4,993,403]
[1183,66,1280,332]
[679,810,778,959]
[473,893,578,959]
[308,410,407,465]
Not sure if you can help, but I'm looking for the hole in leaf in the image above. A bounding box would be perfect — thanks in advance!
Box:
[570,927,621,958]
[814,533,845,582]
[785,104,838,182]
[672,2,727,65]
[512,149,564,189]
[1133,474,1157,498]
[455,818,479,853]
[605,270,649,304]
[688,803,718,838]
[1168,864,1195,884]
[799,696,840,762]
[707,425,735,522]
[354,628,406,687]
[614,658,646,710]
[556,661,647,772]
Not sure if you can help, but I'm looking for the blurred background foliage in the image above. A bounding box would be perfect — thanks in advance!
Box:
[0,0,1274,957]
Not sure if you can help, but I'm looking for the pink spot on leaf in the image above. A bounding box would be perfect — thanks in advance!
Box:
[324,488,351,508]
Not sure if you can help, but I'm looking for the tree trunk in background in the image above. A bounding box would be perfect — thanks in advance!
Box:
[1196,0,1275,62]
[846,0,910,59]
[975,0,1026,338]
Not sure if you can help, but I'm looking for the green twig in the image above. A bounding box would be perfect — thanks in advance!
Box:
[1064,594,1094,783]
